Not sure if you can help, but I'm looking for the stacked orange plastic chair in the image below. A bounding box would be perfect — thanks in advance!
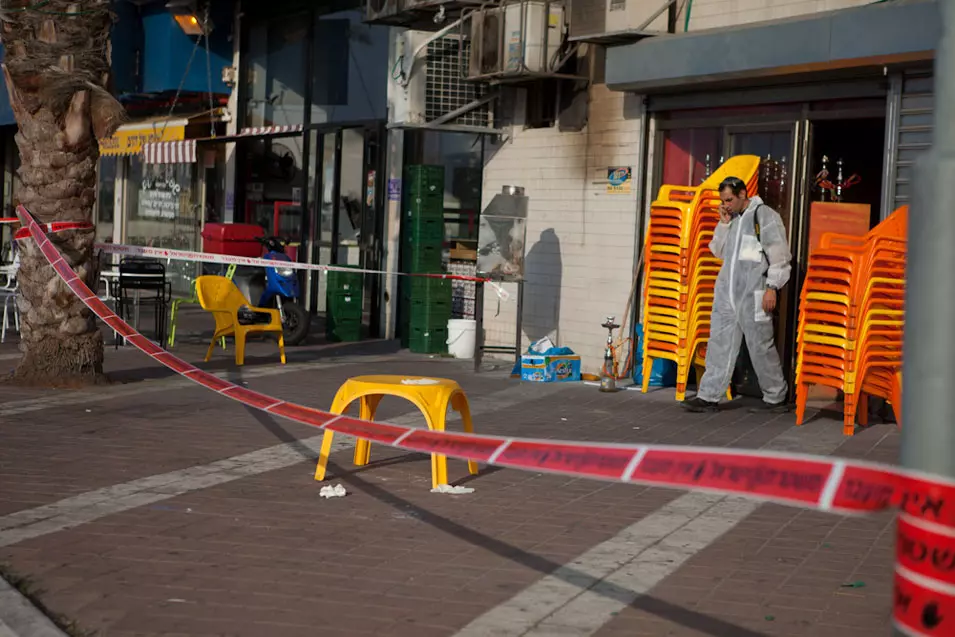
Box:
[794,206,907,435]
[641,155,761,400]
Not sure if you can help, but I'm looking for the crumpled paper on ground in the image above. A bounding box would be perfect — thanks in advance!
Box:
[319,484,347,499]
[430,484,475,495]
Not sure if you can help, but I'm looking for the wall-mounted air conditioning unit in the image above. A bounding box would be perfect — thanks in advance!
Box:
[390,30,494,128]
[467,1,566,81]
[365,0,403,24]
[569,0,670,42]
[468,7,504,77]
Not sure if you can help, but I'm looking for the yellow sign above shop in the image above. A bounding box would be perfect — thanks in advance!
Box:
[98,119,187,156]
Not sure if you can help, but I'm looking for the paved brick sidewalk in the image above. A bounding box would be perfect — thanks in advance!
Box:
[0,337,901,637]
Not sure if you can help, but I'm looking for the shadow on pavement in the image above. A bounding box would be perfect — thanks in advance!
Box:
[232,366,769,637]
[107,338,403,385]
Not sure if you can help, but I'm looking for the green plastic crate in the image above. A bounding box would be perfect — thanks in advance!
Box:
[404,195,444,221]
[406,276,452,297]
[326,315,361,342]
[403,216,445,243]
[402,244,443,273]
[404,165,444,194]
[327,293,362,321]
[407,296,451,323]
[408,312,451,332]
[327,266,362,294]
[408,325,449,354]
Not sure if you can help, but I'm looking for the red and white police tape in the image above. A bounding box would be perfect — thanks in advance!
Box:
[11,204,952,636]
[91,240,496,285]
[8,214,510,296]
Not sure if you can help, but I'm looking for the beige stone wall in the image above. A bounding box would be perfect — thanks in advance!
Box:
[685,0,871,31]
[480,84,644,373]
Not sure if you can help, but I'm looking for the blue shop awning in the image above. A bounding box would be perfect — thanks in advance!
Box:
[605,0,940,93]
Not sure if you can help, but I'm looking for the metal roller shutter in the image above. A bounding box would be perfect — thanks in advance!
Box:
[892,71,935,210]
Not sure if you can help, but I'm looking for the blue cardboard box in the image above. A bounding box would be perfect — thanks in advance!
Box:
[521,353,582,383]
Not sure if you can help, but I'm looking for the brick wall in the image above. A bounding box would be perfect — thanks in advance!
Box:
[686,0,870,30]
[480,84,644,374]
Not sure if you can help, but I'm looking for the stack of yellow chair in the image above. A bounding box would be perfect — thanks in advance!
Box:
[641,155,761,400]
[794,206,907,435]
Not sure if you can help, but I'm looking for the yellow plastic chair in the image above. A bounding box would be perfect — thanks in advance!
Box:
[195,275,286,366]
[314,375,480,489]
[169,265,238,348]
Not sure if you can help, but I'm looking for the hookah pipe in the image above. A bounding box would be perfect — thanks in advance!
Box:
[815,157,861,202]
[600,316,621,392]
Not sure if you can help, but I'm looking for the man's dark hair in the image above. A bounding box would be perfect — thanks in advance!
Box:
[719,176,747,197]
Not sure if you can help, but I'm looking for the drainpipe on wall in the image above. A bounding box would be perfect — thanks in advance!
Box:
[630,96,651,339]
[223,0,241,223]
[381,26,405,340]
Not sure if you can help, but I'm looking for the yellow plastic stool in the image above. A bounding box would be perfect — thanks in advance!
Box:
[314,375,480,489]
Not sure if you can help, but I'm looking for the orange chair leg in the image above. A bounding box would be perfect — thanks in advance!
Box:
[857,392,869,427]
[795,383,808,425]
[843,394,857,436]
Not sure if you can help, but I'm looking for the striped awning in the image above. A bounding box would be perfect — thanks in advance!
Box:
[238,125,303,136]
[193,125,305,145]
[99,117,188,156]
[142,140,197,164]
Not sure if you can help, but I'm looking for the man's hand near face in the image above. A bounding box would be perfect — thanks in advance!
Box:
[719,204,733,224]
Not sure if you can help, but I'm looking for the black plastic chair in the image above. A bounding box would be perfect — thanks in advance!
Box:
[114,258,172,348]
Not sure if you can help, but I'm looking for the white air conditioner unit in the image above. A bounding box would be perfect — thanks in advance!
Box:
[390,30,495,128]
[505,1,565,74]
[569,0,669,41]
[468,8,504,78]
[365,0,403,23]
[468,1,565,80]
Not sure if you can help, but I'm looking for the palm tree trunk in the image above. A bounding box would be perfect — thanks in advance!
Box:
[1,0,125,385]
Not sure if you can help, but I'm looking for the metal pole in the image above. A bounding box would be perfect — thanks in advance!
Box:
[899,0,955,494]
[474,280,485,372]
[895,0,955,634]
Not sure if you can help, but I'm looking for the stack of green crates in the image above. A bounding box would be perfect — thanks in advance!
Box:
[326,266,362,342]
[402,165,449,353]
[403,277,452,354]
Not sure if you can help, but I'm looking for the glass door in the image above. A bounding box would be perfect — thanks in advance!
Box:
[307,125,384,334]
[724,124,799,230]
[724,122,804,399]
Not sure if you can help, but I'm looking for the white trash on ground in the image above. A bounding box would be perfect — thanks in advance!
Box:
[319,484,347,499]
[430,484,475,495]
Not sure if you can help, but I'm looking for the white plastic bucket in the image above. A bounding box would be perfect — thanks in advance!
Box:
[446,318,477,359]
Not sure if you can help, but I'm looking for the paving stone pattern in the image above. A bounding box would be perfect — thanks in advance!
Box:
[0,334,902,637]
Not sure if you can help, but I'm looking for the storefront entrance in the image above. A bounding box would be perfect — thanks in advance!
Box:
[234,123,386,338]
[307,123,386,336]
[653,94,888,399]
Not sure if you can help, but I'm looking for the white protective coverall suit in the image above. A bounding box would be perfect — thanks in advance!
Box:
[696,195,792,404]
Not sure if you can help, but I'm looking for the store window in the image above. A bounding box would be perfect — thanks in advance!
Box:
[125,156,200,295]
[311,15,350,111]
[236,135,306,245]
[311,11,389,125]
[96,156,118,245]
[243,15,309,129]
[198,145,228,224]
